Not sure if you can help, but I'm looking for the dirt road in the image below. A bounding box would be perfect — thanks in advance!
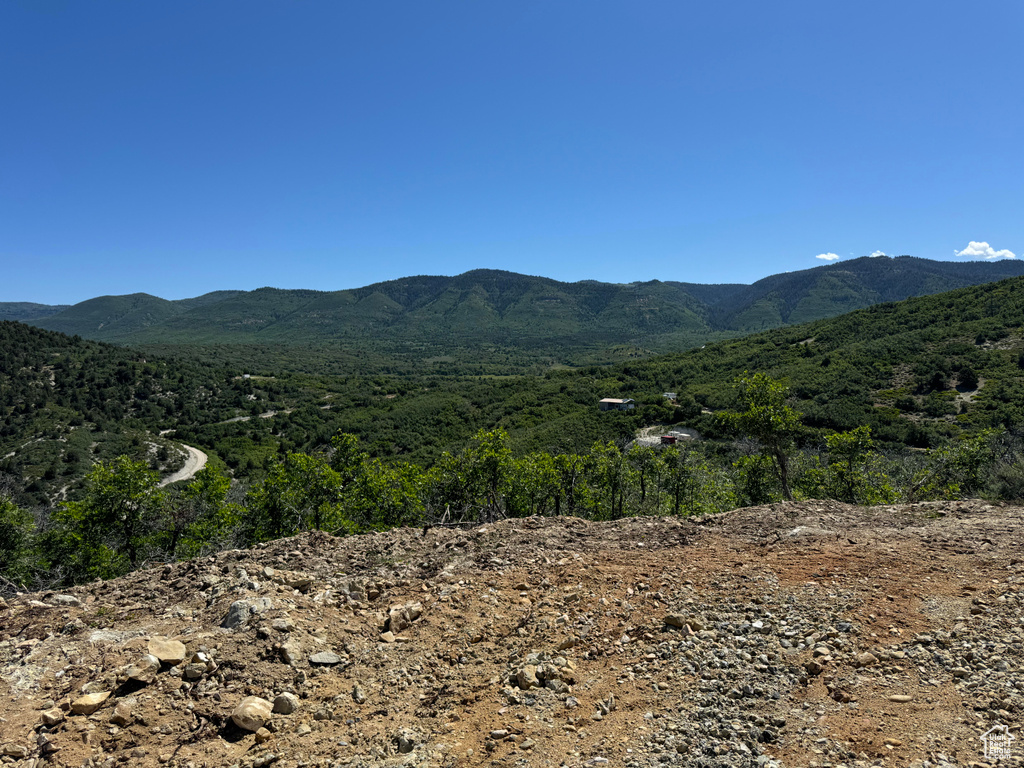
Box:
[158,443,208,486]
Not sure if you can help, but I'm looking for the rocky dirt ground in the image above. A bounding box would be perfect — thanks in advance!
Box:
[1,500,1022,768]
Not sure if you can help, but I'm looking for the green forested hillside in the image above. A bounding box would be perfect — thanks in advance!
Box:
[17,257,1024,374]
[8,274,1024,508]
[6,277,1024,590]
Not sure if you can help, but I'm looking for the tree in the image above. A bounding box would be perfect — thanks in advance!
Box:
[722,373,801,501]
[246,452,345,541]
[161,466,238,559]
[51,456,164,580]
[0,497,33,590]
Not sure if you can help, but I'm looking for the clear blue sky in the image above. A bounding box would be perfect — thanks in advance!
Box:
[2,1,1022,304]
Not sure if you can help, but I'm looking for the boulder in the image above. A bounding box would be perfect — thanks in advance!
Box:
[71,691,111,715]
[126,654,161,684]
[148,637,187,665]
[231,696,273,732]
[272,692,299,714]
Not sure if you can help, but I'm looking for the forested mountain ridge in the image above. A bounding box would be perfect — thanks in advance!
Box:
[7,273,1024,514]
[11,257,1024,365]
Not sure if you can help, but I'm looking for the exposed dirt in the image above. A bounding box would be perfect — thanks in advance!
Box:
[1,500,1022,768]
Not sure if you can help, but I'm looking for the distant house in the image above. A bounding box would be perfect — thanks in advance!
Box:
[663,392,677,401]
[598,398,635,411]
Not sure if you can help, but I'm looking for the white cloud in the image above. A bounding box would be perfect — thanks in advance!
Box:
[815,252,840,261]
[869,250,886,258]
[954,241,1016,260]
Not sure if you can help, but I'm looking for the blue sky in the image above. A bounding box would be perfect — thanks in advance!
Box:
[2,1,1022,304]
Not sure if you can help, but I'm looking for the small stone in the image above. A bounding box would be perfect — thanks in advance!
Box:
[380,631,396,643]
[517,665,540,690]
[490,729,509,739]
[36,733,58,754]
[885,738,903,747]
[40,707,65,726]
[51,594,82,607]
[232,696,274,732]
[71,691,111,715]
[127,654,161,684]
[2,744,29,758]
[856,652,878,668]
[255,727,273,744]
[888,694,913,703]
[309,651,343,666]
[221,600,252,629]
[280,641,302,666]
[387,602,423,633]
[272,617,294,632]
[805,659,825,675]
[296,723,312,736]
[812,645,831,657]
[352,684,367,704]
[148,637,187,665]
[110,701,132,726]
[395,727,418,754]
[183,662,206,680]
[520,738,536,750]
[273,692,299,715]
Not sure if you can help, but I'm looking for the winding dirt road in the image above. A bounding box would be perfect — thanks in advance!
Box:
[158,443,208,487]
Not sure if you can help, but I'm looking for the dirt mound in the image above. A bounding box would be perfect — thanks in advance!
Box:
[1,500,1022,768]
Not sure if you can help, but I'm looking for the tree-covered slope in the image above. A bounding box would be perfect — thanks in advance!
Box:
[26,258,1024,364]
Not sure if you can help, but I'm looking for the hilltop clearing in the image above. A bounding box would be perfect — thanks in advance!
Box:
[2,500,1021,768]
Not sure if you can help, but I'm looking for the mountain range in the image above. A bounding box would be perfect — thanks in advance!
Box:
[8,256,1024,359]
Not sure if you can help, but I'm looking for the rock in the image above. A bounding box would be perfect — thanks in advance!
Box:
[36,733,58,754]
[309,651,343,666]
[812,645,831,657]
[352,684,367,704]
[280,641,302,666]
[273,692,299,715]
[856,652,878,668]
[517,665,540,690]
[231,696,273,732]
[255,727,273,744]
[380,631,396,643]
[395,727,419,754]
[148,637,187,665]
[263,566,313,592]
[888,694,914,703]
[387,601,423,633]
[805,659,825,675]
[3,743,29,758]
[183,662,207,680]
[71,691,111,715]
[110,701,132,726]
[272,617,295,632]
[126,654,161,683]
[222,600,253,629]
[40,707,65,726]
[51,594,82,607]
[490,729,509,739]
[520,737,536,750]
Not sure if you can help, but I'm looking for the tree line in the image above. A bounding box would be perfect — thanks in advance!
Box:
[3,374,1019,593]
